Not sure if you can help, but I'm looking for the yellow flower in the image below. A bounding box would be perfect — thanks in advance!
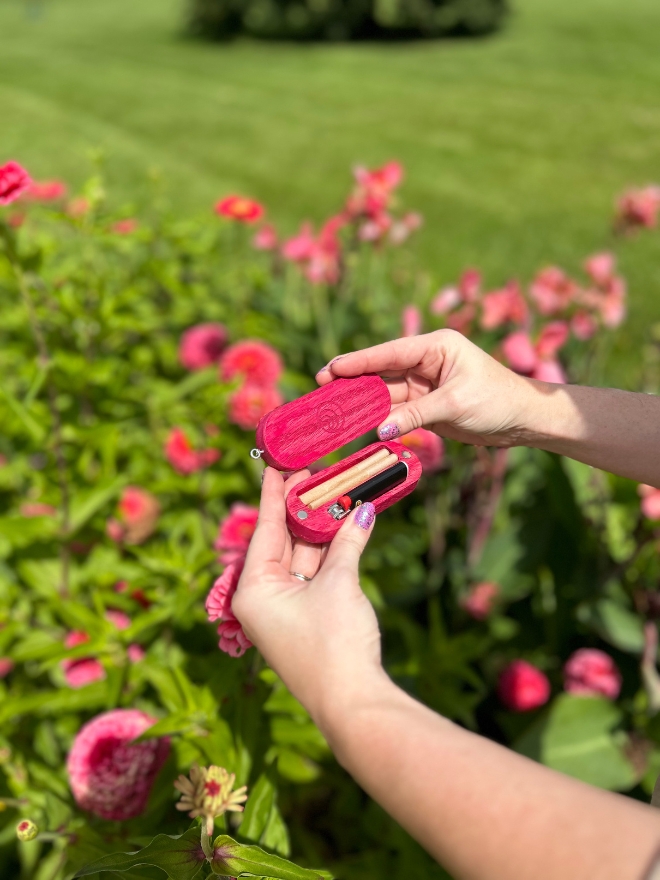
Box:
[174,764,248,837]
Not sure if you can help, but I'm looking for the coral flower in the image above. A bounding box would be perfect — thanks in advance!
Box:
[67,709,170,821]
[498,660,550,712]
[346,161,403,218]
[399,429,444,473]
[206,560,252,658]
[253,224,278,251]
[616,186,660,232]
[106,486,160,545]
[220,340,283,386]
[639,484,660,521]
[502,322,569,384]
[480,281,528,330]
[61,631,106,689]
[402,305,422,337]
[0,161,32,206]
[66,197,90,218]
[564,648,622,700]
[282,222,316,262]
[179,323,228,371]
[215,503,259,566]
[229,383,282,430]
[570,311,598,341]
[111,218,138,235]
[584,252,615,287]
[165,428,220,475]
[461,582,499,620]
[529,266,579,317]
[27,180,67,201]
[215,195,264,224]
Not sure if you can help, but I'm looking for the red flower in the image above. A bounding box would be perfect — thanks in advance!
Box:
[106,486,160,545]
[111,218,138,235]
[0,161,32,206]
[253,224,278,251]
[164,428,220,475]
[498,660,550,712]
[564,648,621,700]
[215,195,265,223]
[206,559,252,658]
[179,323,228,371]
[461,582,499,620]
[399,429,443,473]
[67,709,170,820]
[61,631,106,689]
[639,484,660,521]
[27,180,67,201]
[215,503,259,565]
[220,340,283,385]
[229,383,283,430]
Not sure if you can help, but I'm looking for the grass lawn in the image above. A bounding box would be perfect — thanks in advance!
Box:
[1,0,659,383]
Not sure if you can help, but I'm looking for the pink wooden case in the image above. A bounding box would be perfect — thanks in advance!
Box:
[254,376,422,542]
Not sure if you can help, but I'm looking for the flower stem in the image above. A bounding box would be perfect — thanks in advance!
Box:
[200,824,214,860]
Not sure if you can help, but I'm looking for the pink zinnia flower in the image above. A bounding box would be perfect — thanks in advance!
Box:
[282,222,316,263]
[571,310,598,341]
[0,161,32,206]
[529,266,579,316]
[430,286,461,315]
[127,644,145,663]
[616,186,660,231]
[564,648,622,700]
[389,211,423,245]
[27,180,67,201]
[346,161,403,218]
[106,609,131,631]
[359,212,392,243]
[20,502,57,517]
[0,658,14,678]
[179,323,228,371]
[402,305,422,337]
[206,560,252,658]
[66,709,170,820]
[220,340,283,386]
[215,196,264,224]
[584,252,615,287]
[164,428,220,475]
[253,224,278,251]
[480,281,528,330]
[639,484,660,521]
[306,215,345,285]
[228,383,283,431]
[498,660,550,712]
[111,218,138,235]
[461,582,499,620]
[106,486,160,545]
[61,631,106,689]
[399,429,444,473]
[215,503,259,565]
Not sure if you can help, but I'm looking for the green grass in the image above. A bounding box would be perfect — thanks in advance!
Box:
[1,0,660,383]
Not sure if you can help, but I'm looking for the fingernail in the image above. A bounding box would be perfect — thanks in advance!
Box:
[378,423,400,440]
[319,355,344,373]
[354,502,376,530]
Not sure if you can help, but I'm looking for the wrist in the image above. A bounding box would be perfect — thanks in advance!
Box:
[514,378,577,451]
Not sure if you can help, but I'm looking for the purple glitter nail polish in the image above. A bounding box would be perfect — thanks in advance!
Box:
[355,502,376,530]
[378,423,400,440]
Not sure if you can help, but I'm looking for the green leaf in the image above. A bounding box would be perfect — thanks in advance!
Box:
[0,382,45,442]
[68,477,125,534]
[73,827,206,879]
[134,710,209,741]
[238,774,275,842]
[261,803,291,857]
[211,836,332,879]
[577,598,645,654]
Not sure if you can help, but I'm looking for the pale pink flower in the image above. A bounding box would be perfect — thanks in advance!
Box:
[61,632,106,689]
[616,186,660,231]
[402,305,422,337]
[571,311,598,341]
[106,609,131,631]
[430,286,461,315]
[498,660,550,712]
[282,222,316,262]
[111,219,138,235]
[220,340,283,386]
[206,560,252,658]
[446,304,477,336]
[529,266,579,316]
[66,197,90,218]
[399,429,443,473]
[501,331,537,373]
[359,212,392,243]
[127,644,145,663]
[502,322,569,384]
[228,383,283,431]
[305,215,345,285]
[461,582,499,620]
[106,486,160,545]
[164,428,220,475]
[346,161,403,218]
[0,658,14,678]
[564,648,621,700]
[26,180,67,201]
[253,224,278,251]
[66,709,170,820]
[389,211,423,245]
[480,281,528,330]
[179,323,228,371]
[639,485,660,521]
[214,504,259,565]
[0,161,32,206]
[584,252,615,286]
[533,360,567,384]
[459,268,482,303]
[20,502,57,517]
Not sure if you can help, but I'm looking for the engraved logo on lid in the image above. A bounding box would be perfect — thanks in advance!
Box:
[317,402,345,434]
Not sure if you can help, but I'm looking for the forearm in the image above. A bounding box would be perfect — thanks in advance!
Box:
[320,680,660,880]
[522,382,660,487]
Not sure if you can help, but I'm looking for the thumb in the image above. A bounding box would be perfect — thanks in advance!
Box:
[323,502,376,575]
[377,392,446,440]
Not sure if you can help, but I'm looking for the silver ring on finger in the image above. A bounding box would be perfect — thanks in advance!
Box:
[290,571,312,582]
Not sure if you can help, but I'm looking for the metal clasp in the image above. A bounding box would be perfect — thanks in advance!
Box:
[250,449,264,460]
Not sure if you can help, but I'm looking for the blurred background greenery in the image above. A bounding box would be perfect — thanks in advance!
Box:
[1,0,660,383]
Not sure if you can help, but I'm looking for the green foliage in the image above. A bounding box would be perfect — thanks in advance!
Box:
[0,168,659,880]
[187,0,506,41]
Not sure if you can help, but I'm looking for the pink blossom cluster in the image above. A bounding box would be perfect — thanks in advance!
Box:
[430,254,626,384]
[67,709,170,820]
[251,162,422,286]
[164,427,220,475]
[220,340,284,430]
[205,559,252,658]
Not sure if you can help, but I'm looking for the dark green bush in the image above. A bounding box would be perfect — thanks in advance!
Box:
[187,0,507,41]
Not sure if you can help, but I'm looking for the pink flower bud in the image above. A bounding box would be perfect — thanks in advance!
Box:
[564,649,622,700]
[498,660,550,712]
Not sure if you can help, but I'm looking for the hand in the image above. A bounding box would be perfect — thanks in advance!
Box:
[232,467,389,734]
[316,329,539,448]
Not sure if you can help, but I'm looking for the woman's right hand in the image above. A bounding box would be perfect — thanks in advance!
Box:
[316,329,541,448]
